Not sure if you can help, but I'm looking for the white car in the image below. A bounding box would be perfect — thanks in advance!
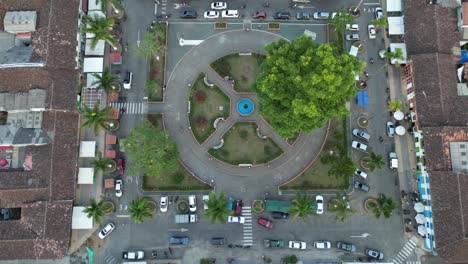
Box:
[375,7,383,19]
[211,2,227,10]
[115,179,122,197]
[355,169,368,179]
[204,11,219,19]
[123,71,132,89]
[314,240,332,249]
[122,251,144,260]
[346,34,359,41]
[313,12,330,20]
[228,215,245,223]
[221,10,239,18]
[98,223,115,239]
[346,24,359,31]
[289,241,307,250]
[352,128,370,141]
[368,25,376,39]
[379,50,386,59]
[160,195,168,213]
[351,141,368,152]
[188,195,197,212]
[316,195,324,214]
[202,194,209,210]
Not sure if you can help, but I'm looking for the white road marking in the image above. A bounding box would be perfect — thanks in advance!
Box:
[116,215,131,217]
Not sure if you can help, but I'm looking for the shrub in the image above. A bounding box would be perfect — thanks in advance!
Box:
[194,90,207,102]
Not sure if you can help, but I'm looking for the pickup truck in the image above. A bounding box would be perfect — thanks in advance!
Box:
[174,214,197,224]
[264,239,285,248]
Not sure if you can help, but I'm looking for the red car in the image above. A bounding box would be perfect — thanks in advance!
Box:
[252,11,267,19]
[233,200,243,215]
[258,217,274,229]
[116,158,125,175]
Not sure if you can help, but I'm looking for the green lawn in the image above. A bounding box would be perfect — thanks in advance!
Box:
[147,23,166,102]
[210,53,265,92]
[209,122,284,165]
[189,73,230,144]
[280,119,350,190]
[143,114,212,191]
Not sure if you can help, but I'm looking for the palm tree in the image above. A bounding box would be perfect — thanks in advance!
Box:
[388,99,402,112]
[95,0,124,15]
[83,198,112,224]
[82,102,112,134]
[288,192,316,222]
[369,193,399,219]
[128,197,156,224]
[90,152,114,173]
[329,193,357,222]
[328,156,357,178]
[82,14,118,49]
[203,192,233,224]
[91,68,119,93]
[384,48,405,66]
[371,17,388,28]
[362,152,385,172]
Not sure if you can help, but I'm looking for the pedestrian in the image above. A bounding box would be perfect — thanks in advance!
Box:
[369,58,374,64]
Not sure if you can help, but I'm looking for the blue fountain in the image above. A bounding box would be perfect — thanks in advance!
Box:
[237,99,254,116]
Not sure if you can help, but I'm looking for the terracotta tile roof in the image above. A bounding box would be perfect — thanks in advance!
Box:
[423,127,468,171]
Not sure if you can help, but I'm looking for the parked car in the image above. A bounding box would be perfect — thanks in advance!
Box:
[368,25,376,39]
[204,11,219,19]
[211,2,227,10]
[316,195,324,214]
[314,240,332,249]
[375,7,383,19]
[296,12,310,20]
[180,10,197,18]
[115,179,123,197]
[98,223,115,239]
[352,128,370,141]
[271,212,289,219]
[202,194,209,210]
[366,248,384,260]
[188,195,197,212]
[289,241,307,250]
[228,215,245,223]
[346,34,359,41]
[170,236,190,245]
[351,141,368,152]
[258,217,274,229]
[336,241,356,252]
[116,158,125,175]
[386,121,395,137]
[211,237,226,245]
[221,10,239,18]
[252,11,267,19]
[313,12,330,19]
[355,169,368,179]
[122,251,144,260]
[123,72,133,89]
[160,196,168,213]
[273,11,290,19]
[346,24,359,31]
[353,181,370,192]
[264,239,285,248]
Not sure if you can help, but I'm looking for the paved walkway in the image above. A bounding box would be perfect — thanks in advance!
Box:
[146,30,328,200]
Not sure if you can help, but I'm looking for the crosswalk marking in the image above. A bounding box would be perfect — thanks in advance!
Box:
[104,255,117,264]
[242,206,253,246]
[392,239,418,264]
[109,102,146,114]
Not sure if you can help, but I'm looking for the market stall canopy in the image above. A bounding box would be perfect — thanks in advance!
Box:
[396,126,406,136]
[105,150,116,158]
[415,214,426,224]
[83,57,104,73]
[387,0,402,12]
[414,202,424,213]
[393,111,404,121]
[357,91,369,106]
[418,225,427,236]
[78,167,94,184]
[85,39,105,56]
[86,73,102,88]
[106,135,117,145]
[389,43,407,65]
[104,178,115,188]
[72,206,93,229]
[388,16,404,35]
[79,141,96,157]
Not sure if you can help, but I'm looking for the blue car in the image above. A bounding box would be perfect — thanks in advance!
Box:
[170,236,190,245]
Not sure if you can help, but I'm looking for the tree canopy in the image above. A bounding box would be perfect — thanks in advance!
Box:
[203,192,233,224]
[255,35,364,138]
[125,122,179,177]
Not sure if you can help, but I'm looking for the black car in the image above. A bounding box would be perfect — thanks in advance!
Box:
[180,10,197,18]
[271,212,289,219]
[170,236,190,245]
[336,241,356,252]
[211,237,225,245]
[273,11,290,19]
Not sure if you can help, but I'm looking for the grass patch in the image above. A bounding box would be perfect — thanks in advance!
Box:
[210,53,265,92]
[268,22,280,30]
[209,122,283,165]
[327,24,344,53]
[189,73,230,144]
[143,114,211,191]
[146,23,166,102]
[215,22,227,29]
[280,118,350,190]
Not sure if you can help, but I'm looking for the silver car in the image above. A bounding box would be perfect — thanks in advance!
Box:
[346,34,359,41]
[352,128,370,141]
[313,12,330,20]
[386,121,395,137]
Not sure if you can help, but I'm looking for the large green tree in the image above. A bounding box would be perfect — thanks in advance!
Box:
[203,192,233,224]
[255,35,363,138]
[328,9,353,32]
[124,122,179,177]
[128,197,156,224]
[288,192,316,222]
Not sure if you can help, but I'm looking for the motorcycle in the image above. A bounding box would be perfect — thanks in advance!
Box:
[263,2,270,7]
[240,2,246,9]
[124,43,128,52]
[156,14,171,19]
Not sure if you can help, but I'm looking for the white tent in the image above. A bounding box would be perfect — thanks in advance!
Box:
[79,141,96,157]
[388,16,405,35]
[87,73,102,88]
[349,45,358,57]
[88,0,103,11]
[78,167,94,184]
[72,206,93,229]
[83,57,104,73]
[396,126,406,135]
[393,111,404,120]
[387,0,402,12]
[389,43,408,65]
[85,39,105,56]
